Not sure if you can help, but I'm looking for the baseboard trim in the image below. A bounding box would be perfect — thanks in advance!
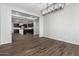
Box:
[0,43,12,47]
[43,36,79,46]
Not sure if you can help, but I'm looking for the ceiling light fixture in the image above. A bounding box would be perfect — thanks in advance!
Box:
[41,3,65,16]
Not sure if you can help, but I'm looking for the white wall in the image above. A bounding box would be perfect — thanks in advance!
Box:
[34,20,39,35]
[0,6,1,41]
[43,3,79,45]
[36,20,39,34]
[0,5,12,45]
[39,16,43,37]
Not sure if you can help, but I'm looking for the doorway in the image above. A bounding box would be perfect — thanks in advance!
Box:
[11,10,39,41]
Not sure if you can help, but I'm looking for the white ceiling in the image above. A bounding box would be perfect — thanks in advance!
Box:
[3,3,70,15]
[5,3,48,14]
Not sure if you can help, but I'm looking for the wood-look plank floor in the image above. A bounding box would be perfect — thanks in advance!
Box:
[0,34,79,56]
